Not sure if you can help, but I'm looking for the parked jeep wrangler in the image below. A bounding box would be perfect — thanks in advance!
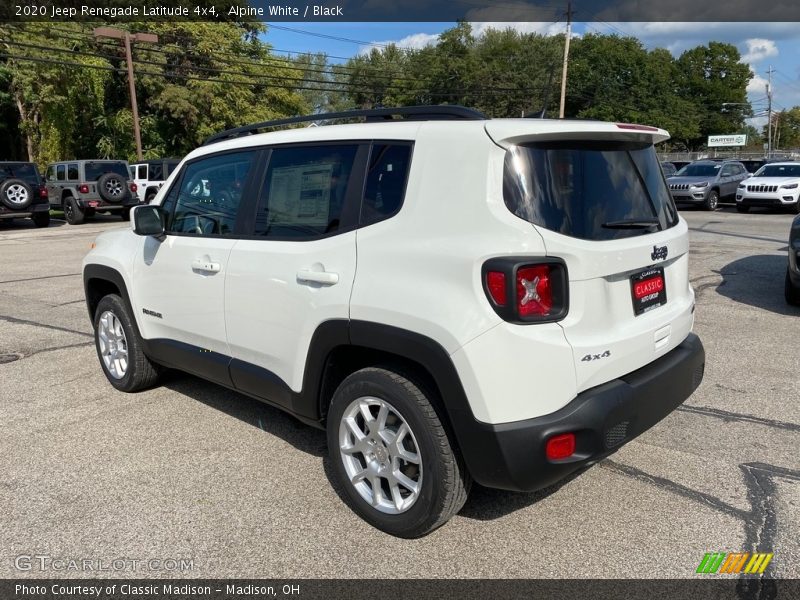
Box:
[83,106,705,538]
[46,160,139,225]
[129,159,180,203]
[0,161,50,227]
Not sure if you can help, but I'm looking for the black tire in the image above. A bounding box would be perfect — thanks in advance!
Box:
[327,366,470,538]
[31,211,50,228]
[736,204,750,213]
[703,190,719,211]
[93,294,162,392]
[96,172,127,203]
[121,206,131,221]
[791,202,800,215]
[63,196,85,225]
[786,269,800,306]
[145,191,156,204]
[0,178,34,210]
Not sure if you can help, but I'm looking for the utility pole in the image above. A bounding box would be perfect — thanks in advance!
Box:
[558,2,573,119]
[766,65,775,158]
[93,27,158,161]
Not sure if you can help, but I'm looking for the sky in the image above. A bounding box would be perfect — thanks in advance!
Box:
[263,22,800,130]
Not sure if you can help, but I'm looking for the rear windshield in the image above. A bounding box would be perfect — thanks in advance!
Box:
[754,164,800,177]
[0,163,41,184]
[503,141,679,241]
[675,163,721,177]
[84,161,129,181]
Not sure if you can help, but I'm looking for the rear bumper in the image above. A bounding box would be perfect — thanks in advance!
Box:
[459,333,705,492]
[0,202,49,218]
[75,197,140,210]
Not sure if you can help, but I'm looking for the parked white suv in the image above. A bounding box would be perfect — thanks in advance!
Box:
[82,106,705,538]
[735,161,800,214]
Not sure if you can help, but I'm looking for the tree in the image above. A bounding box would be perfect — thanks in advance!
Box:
[676,42,752,149]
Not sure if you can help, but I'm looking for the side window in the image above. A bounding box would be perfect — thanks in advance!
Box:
[46,166,55,181]
[150,163,163,180]
[253,144,358,239]
[137,165,148,180]
[164,150,255,237]
[67,163,79,180]
[361,143,412,226]
[721,165,734,177]
[56,165,65,181]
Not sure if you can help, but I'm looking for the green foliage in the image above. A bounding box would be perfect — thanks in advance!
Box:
[1,21,308,165]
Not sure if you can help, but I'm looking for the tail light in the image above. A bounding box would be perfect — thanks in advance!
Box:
[78,184,89,194]
[130,183,138,193]
[39,185,48,199]
[482,257,568,323]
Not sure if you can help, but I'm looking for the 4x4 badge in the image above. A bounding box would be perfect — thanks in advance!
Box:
[651,245,668,261]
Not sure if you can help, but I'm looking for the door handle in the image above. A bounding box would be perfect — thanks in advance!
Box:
[297,270,339,285]
[192,259,221,273]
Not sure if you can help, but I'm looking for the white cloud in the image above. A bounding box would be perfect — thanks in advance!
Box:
[357,32,440,55]
[741,38,779,63]
[748,73,770,95]
[357,21,572,55]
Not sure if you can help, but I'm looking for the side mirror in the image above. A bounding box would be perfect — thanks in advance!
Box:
[131,204,166,239]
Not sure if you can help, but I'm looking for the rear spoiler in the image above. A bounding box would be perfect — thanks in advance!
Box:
[484,119,670,148]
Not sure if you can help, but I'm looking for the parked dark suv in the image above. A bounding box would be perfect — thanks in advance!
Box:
[45,160,139,225]
[0,162,50,227]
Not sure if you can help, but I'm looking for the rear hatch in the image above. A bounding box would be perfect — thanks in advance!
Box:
[487,120,695,393]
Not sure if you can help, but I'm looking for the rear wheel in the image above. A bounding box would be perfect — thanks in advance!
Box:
[736,204,750,213]
[31,211,50,228]
[786,270,800,306]
[703,190,719,211]
[63,196,84,225]
[327,366,470,538]
[94,294,162,392]
[145,191,157,204]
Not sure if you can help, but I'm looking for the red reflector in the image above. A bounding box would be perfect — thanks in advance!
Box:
[39,186,48,198]
[486,271,507,306]
[79,184,89,194]
[616,123,659,132]
[517,265,553,316]
[130,182,138,192]
[546,433,575,460]
[633,275,664,300]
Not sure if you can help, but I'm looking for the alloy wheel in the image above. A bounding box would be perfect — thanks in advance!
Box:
[97,310,129,379]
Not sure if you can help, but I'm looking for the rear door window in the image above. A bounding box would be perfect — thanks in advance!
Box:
[253,144,359,239]
[67,164,79,180]
[503,141,679,241]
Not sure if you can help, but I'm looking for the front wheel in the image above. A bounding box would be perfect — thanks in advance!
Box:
[94,294,162,392]
[327,366,470,538]
[786,270,800,306]
[704,190,719,211]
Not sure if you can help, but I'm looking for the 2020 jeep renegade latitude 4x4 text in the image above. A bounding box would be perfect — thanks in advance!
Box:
[83,106,705,538]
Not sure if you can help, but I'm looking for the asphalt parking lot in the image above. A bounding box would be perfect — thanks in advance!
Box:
[1,208,798,579]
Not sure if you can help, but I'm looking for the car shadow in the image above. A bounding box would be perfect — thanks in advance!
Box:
[163,370,584,522]
[716,254,799,316]
[162,372,327,459]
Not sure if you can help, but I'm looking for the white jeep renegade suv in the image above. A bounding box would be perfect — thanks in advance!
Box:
[83,106,705,538]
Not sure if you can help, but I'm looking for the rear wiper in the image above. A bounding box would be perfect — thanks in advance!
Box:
[602,218,661,231]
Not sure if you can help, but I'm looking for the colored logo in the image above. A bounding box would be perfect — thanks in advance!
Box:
[696,552,773,574]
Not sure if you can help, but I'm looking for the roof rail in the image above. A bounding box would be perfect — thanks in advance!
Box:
[202,105,488,146]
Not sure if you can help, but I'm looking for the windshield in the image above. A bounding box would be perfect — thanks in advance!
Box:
[754,164,800,178]
[675,163,721,177]
[503,140,679,241]
[84,161,129,181]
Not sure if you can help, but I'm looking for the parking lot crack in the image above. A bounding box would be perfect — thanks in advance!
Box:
[677,405,800,432]
[0,314,92,338]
